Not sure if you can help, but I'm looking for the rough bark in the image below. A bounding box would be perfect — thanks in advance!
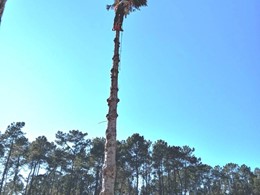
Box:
[0,0,7,24]
[100,30,121,195]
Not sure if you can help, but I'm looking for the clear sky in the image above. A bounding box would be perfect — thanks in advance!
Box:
[1,0,259,169]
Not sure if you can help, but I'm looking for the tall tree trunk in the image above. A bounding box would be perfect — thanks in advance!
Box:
[136,167,139,195]
[167,170,171,194]
[0,141,13,193]
[24,162,34,195]
[158,170,162,195]
[184,165,187,195]
[173,169,178,195]
[0,0,7,24]
[100,30,121,195]
[94,168,100,195]
[67,161,75,195]
[177,170,183,195]
[26,162,38,195]
[11,155,21,194]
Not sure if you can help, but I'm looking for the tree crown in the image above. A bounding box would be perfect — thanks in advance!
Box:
[106,0,148,14]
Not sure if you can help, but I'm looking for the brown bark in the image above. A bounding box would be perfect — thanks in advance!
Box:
[100,30,121,195]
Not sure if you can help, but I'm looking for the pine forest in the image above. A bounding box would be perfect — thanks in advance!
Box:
[0,122,259,195]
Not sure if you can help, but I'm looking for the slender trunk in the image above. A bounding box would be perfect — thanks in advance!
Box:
[173,169,178,195]
[78,173,85,195]
[27,162,38,195]
[46,167,57,195]
[0,141,13,193]
[56,166,63,195]
[128,177,133,194]
[136,167,139,195]
[100,30,121,195]
[41,168,51,195]
[177,170,183,194]
[24,162,34,195]
[161,168,164,195]
[145,165,151,195]
[94,168,100,195]
[0,0,7,24]
[36,162,41,176]
[184,165,187,195]
[158,170,162,195]
[167,170,171,194]
[67,161,75,195]
[115,166,122,194]
[12,155,21,194]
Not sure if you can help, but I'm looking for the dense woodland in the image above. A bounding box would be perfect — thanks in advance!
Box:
[0,122,259,195]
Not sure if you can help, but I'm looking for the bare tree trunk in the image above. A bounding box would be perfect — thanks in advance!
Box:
[100,30,121,195]
[26,162,38,195]
[0,141,13,193]
[11,155,21,194]
[94,169,100,195]
[0,0,7,24]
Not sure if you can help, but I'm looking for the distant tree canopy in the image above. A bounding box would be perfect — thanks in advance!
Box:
[0,122,260,195]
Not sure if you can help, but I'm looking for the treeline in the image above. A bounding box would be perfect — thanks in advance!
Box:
[0,122,260,195]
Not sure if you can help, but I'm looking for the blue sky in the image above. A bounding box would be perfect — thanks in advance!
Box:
[1,0,259,169]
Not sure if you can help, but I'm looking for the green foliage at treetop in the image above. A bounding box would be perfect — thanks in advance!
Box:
[0,122,260,195]
[106,0,148,13]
